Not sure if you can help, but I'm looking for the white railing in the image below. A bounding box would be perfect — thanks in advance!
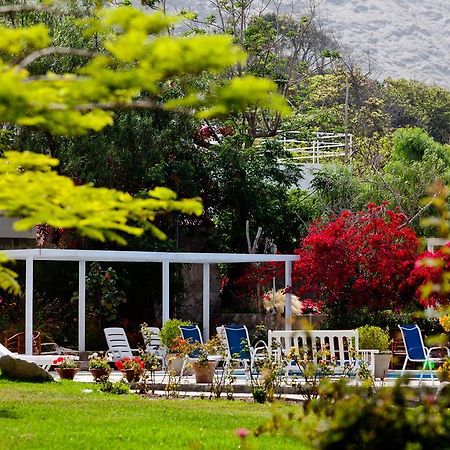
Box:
[260,131,353,164]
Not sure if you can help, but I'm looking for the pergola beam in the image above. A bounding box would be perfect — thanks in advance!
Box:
[25,257,34,355]
[78,260,86,352]
[9,250,298,355]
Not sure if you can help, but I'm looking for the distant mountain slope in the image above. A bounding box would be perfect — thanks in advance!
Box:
[164,0,450,89]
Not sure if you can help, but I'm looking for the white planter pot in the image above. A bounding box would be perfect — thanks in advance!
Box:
[374,353,392,380]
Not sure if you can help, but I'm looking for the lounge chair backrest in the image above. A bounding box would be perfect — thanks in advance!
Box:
[180,325,203,358]
[179,325,203,345]
[142,326,162,353]
[104,327,133,361]
[398,324,426,360]
[224,325,251,360]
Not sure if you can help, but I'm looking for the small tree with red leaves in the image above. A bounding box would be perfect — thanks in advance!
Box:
[293,204,419,312]
[407,244,450,308]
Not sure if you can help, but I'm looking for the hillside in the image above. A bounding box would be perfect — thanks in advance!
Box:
[164,0,450,88]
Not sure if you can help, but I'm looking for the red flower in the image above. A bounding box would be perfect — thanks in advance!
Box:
[115,360,124,371]
[293,204,419,311]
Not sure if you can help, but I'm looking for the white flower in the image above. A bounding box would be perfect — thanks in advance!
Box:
[262,289,302,317]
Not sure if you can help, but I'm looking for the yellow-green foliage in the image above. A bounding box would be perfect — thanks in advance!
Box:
[0,151,202,244]
[0,5,289,135]
[0,3,290,293]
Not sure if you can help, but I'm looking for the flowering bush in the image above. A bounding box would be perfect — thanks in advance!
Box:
[114,356,144,372]
[169,337,191,357]
[227,262,284,303]
[407,244,450,308]
[293,204,419,311]
[53,356,77,369]
[440,315,450,332]
[159,319,190,352]
[88,353,111,370]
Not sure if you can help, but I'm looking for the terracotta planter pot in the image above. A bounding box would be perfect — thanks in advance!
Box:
[122,368,142,383]
[56,368,78,380]
[90,368,110,382]
[192,361,215,383]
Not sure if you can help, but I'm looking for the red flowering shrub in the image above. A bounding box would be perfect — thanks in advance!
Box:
[406,244,450,307]
[293,204,419,310]
[114,356,144,372]
[230,262,284,301]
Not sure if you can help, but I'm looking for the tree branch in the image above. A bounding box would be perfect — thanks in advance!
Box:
[18,47,95,68]
[398,197,435,229]
[0,4,61,15]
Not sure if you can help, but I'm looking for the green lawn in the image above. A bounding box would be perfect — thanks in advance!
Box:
[0,380,311,449]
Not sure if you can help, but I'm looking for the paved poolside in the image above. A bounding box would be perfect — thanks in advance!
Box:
[52,369,445,392]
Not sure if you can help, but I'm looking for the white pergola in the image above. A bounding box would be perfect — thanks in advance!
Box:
[4,249,298,355]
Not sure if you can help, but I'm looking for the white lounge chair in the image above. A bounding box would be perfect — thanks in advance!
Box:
[141,326,166,368]
[0,342,69,370]
[104,327,137,361]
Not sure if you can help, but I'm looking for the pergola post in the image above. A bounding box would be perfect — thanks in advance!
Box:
[78,260,86,352]
[202,263,210,340]
[25,256,34,355]
[284,260,292,331]
[162,261,170,324]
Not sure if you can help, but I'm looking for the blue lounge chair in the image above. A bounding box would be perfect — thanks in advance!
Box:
[223,325,267,378]
[398,324,450,384]
[179,324,203,376]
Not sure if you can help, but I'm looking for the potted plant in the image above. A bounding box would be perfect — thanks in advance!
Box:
[189,336,222,383]
[53,356,78,380]
[88,353,111,382]
[159,319,191,375]
[114,356,145,383]
[438,357,450,382]
[358,325,392,380]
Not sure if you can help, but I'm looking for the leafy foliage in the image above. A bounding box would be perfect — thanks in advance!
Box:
[0,2,291,293]
[310,380,450,449]
[0,151,202,244]
[0,5,289,135]
[293,204,419,311]
[384,78,450,144]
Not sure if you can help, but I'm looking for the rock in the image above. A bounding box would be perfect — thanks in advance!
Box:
[0,355,54,382]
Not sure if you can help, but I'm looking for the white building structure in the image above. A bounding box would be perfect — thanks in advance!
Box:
[4,249,298,355]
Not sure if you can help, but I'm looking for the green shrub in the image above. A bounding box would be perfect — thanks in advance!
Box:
[256,379,450,449]
[99,380,129,395]
[159,319,190,351]
[357,325,391,352]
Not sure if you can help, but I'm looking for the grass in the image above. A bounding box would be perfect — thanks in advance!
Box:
[0,379,312,449]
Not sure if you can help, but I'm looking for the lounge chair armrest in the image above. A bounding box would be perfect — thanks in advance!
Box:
[40,342,59,354]
[250,340,268,360]
[427,346,450,356]
[253,340,268,351]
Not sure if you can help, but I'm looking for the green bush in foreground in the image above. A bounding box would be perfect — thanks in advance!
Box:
[256,379,450,450]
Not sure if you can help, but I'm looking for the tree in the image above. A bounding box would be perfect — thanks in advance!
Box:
[293,204,419,311]
[200,136,302,253]
[183,1,338,141]
[383,78,450,145]
[0,2,290,292]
